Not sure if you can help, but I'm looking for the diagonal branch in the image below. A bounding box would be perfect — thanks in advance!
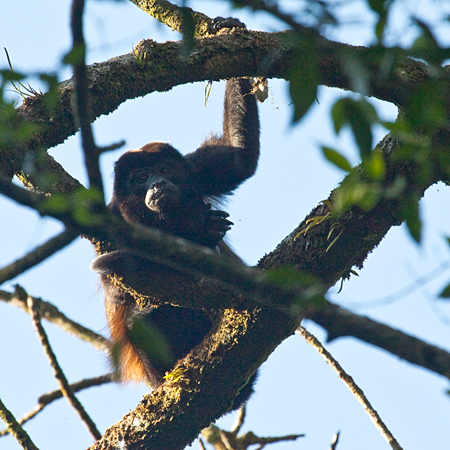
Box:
[0,397,38,450]
[0,228,79,285]
[0,375,112,437]
[27,296,102,441]
[0,287,110,353]
[297,326,403,450]
[307,301,450,380]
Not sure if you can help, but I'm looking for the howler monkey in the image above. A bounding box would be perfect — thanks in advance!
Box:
[92,36,260,408]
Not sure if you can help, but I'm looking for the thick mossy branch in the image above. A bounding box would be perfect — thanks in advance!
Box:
[4,8,450,448]
[258,132,450,287]
[129,0,212,35]
[89,305,300,450]
[84,131,450,449]
[6,29,444,180]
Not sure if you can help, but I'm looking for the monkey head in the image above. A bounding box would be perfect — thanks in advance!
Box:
[109,142,214,242]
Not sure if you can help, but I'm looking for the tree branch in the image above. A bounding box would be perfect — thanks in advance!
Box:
[297,326,402,450]
[27,296,102,441]
[8,28,441,180]
[307,302,450,380]
[0,397,38,450]
[0,286,110,353]
[70,0,104,199]
[88,302,301,450]
[129,0,212,35]
[0,176,324,315]
[0,228,79,285]
[257,132,450,286]
[0,375,112,437]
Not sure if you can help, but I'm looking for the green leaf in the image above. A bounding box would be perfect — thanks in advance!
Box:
[63,44,85,65]
[439,283,450,299]
[128,317,175,368]
[321,146,352,172]
[406,82,448,131]
[333,172,381,213]
[403,197,422,243]
[367,0,388,15]
[411,19,450,66]
[362,151,385,181]
[367,0,393,42]
[0,69,25,82]
[42,193,71,214]
[331,98,346,134]
[348,101,376,159]
[39,73,59,110]
[265,266,318,289]
[265,267,326,309]
[72,188,105,226]
[331,97,378,159]
[288,42,319,123]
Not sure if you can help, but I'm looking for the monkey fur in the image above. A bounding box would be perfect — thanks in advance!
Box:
[92,36,260,410]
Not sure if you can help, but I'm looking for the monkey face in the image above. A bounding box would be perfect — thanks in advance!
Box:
[144,179,181,213]
[127,162,189,214]
[112,150,205,233]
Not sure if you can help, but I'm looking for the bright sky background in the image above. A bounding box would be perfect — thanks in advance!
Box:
[1,1,450,449]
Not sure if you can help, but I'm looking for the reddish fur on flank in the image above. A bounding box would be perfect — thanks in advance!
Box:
[106,303,148,383]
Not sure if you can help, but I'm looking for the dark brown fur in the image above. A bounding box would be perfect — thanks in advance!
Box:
[92,76,260,407]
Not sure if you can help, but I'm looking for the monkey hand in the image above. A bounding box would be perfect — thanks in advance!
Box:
[200,203,233,247]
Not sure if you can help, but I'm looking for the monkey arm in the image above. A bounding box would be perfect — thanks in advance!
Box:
[187,78,260,196]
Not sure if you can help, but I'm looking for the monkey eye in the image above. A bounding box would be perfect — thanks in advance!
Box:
[132,171,149,184]
[159,165,170,175]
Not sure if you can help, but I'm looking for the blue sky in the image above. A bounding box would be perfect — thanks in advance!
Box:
[1,1,450,449]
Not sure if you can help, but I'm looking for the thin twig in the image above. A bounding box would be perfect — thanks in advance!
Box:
[0,228,79,285]
[27,296,102,441]
[0,375,112,437]
[297,326,403,450]
[329,431,340,450]
[0,286,110,353]
[98,140,126,154]
[346,258,450,310]
[235,0,318,35]
[202,422,304,450]
[70,0,104,198]
[0,396,39,450]
[307,302,450,380]
[230,404,246,435]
